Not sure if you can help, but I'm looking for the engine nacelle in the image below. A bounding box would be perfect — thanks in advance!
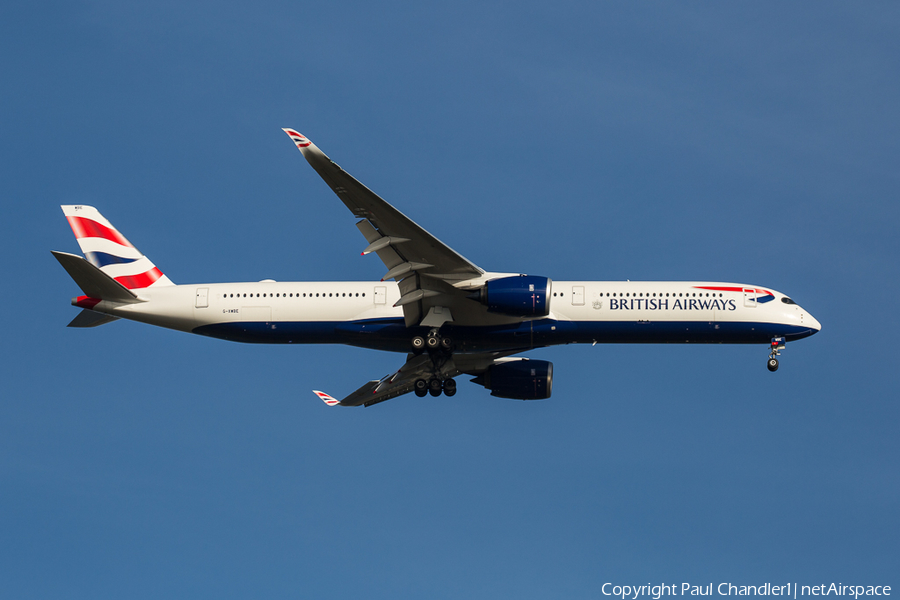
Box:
[472,275,552,317]
[471,359,553,400]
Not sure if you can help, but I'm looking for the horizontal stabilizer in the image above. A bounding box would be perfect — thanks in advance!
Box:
[68,309,120,328]
[52,251,140,302]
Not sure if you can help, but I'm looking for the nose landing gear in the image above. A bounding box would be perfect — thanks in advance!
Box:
[767,337,785,372]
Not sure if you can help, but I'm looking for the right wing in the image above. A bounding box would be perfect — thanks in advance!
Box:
[283,129,488,327]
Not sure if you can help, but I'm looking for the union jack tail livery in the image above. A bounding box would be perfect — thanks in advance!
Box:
[61,205,173,290]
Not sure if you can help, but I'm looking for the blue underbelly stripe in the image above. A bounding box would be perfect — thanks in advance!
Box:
[192,319,817,350]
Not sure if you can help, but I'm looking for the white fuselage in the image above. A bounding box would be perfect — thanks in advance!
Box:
[81,279,820,353]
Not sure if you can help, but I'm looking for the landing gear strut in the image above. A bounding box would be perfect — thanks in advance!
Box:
[767,337,785,372]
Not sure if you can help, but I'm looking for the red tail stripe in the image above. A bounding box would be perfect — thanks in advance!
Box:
[115,267,162,289]
[67,216,133,247]
[75,296,102,309]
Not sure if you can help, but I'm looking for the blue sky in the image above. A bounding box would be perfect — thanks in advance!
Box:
[2,1,898,598]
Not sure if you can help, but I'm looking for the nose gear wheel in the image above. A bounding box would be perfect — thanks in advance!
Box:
[767,337,785,372]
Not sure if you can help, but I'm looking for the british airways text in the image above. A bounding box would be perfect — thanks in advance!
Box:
[609,298,738,311]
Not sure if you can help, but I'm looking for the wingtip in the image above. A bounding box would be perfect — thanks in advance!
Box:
[312,390,340,406]
[283,128,311,149]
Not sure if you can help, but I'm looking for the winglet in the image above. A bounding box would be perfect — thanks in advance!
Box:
[283,128,312,151]
[312,390,340,406]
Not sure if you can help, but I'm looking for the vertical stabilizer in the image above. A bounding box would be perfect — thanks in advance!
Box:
[61,205,174,290]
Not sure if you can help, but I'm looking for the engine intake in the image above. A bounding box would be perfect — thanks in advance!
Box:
[471,359,553,400]
[471,275,552,317]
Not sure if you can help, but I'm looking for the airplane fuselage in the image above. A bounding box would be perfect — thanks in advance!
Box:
[78,279,820,354]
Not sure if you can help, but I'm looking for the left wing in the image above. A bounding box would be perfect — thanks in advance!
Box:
[283,129,486,327]
[313,353,436,407]
[312,350,524,407]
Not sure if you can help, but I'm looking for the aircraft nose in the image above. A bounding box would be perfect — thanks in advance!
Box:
[806,312,822,333]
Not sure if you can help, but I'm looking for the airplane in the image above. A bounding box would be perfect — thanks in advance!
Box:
[53,128,822,407]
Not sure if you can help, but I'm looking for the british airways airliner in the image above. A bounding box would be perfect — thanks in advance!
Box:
[53,129,821,407]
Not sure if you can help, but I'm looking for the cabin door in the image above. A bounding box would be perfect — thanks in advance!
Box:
[572,286,585,306]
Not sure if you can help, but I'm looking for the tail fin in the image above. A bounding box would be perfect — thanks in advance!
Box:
[61,205,174,290]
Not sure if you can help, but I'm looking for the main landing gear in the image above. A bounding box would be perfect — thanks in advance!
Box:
[411,328,453,353]
[411,327,456,397]
[767,337,785,372]
[414,377,456,397]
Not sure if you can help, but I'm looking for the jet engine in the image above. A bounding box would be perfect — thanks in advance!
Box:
[471,359,553,400]
[470,275,552,317]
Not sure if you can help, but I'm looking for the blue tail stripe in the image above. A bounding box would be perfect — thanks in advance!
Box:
[84,251,139,268]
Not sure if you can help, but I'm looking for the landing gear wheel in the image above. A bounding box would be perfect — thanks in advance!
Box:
[411,336,425,352]
[443,378,457,397]
[767,337,784,373]
[428,379,443,397]
[426,335,441,350]
[414,378,428,397]
[440,336,453,350]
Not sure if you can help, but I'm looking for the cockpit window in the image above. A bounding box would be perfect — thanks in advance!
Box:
[781,297,796,305]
